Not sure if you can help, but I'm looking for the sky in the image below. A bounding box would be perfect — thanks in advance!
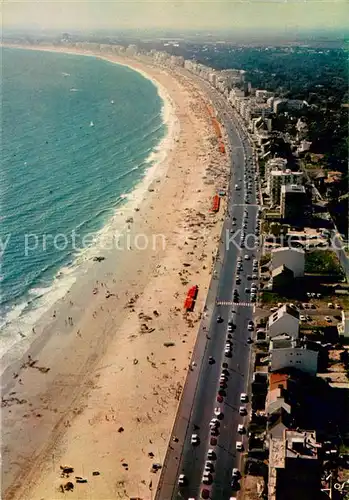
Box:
[2,0,349,33]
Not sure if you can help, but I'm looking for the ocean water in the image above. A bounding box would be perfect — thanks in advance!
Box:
[0,47,167,341]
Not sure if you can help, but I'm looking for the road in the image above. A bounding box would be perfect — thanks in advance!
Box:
[155,75,259,500]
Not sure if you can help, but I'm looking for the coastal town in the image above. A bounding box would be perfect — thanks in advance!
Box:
[1,33,348,500]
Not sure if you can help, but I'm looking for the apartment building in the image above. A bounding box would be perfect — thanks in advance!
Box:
[280,184,309,222]
[267,170,303,205]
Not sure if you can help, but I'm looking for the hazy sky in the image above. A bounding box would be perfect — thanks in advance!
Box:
[3,0,349,32]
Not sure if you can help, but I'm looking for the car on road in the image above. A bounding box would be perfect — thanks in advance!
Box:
[210,426,219,437]
[231,478,240,491]
[252,274,258,280]
[214,407,223,417]
[237,424,245,434]
[224,349,232,357]
[201,489,210,499]
[247,275,252,280]
[207,449,216,460]
[191,433,200,445]
[235,277,241,284]
[240,393,248,403]
[236,441,244,451]
[202,472,213,485]
[228,324,234,332]
[232,468,241,478]
[178,474,187,486]
[205,461,215,473]
[247,337,253,344]
[239,406,247,416]
[208,356,215,364]
[216,315,223,323]
[217,394,223,403]
[209,418,220,428]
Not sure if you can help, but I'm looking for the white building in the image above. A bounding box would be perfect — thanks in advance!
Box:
[169,55,184,67]
[255,90,275,102]
[265,157,288,179]
[125,44,138,56]
[297,140,312,154]
[338,311,349,338]
[268,305,300,339]
[270,336,318,375]
[271,247,305,278]
[267,170,303,205]
[273,98,288,114]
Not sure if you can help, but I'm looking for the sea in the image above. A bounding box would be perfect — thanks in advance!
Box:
[0,47,168,355]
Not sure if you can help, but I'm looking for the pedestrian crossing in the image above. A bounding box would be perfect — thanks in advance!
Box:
[216,300,255,307]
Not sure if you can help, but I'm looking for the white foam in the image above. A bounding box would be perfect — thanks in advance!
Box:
[0,54,179,369]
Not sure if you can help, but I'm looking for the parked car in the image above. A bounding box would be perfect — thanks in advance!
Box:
[240,393,248,403]
[191,434,200,445]
[178,474,187,486]
[236,441,244,451]
[239,406,247,416]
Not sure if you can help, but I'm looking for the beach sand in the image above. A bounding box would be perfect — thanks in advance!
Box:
[1,46,229,500]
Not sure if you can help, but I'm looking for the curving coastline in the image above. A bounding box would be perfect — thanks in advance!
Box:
[0,45,178,372]
[1,44,229,500]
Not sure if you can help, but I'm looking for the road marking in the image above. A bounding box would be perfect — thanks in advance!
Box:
[216,301,254,307]
[231,203,260,207]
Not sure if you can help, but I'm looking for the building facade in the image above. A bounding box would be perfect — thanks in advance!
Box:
[280,184,309,222]
[271,247,305,278]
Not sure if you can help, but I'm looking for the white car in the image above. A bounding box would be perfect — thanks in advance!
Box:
[210,418,220,428]
[205,461,214,473]
[325,316,332,322]
[300,315,306,321]
[207,449,216,460]
[202,472,212,485]
[240,393,248,403]
[239,406,247,416]
[236,441,244,451]
[191,433,200,445]
[214,407,223,417]
[232,468,241,478]
[237,424,245,434]
[178,474,186,486]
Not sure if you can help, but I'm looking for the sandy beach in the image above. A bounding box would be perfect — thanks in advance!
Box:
[1,45,229,500]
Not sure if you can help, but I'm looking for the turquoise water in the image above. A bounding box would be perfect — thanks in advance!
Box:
[0,47,166,328]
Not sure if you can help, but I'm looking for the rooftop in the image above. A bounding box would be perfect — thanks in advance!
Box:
[271,264,294,278]
[269,304,300,324]
[269,372,290,391]
[272,247,305,256]
[285,430,320,460]
[281,184,306,194]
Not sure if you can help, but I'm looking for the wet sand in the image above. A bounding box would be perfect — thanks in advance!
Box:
[1,45,229,500]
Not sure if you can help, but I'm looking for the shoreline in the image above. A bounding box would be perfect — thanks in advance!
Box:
[0,44,179,376]
[1,43,229,500]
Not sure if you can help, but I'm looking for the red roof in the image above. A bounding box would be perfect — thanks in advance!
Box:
[269,373,289,391]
